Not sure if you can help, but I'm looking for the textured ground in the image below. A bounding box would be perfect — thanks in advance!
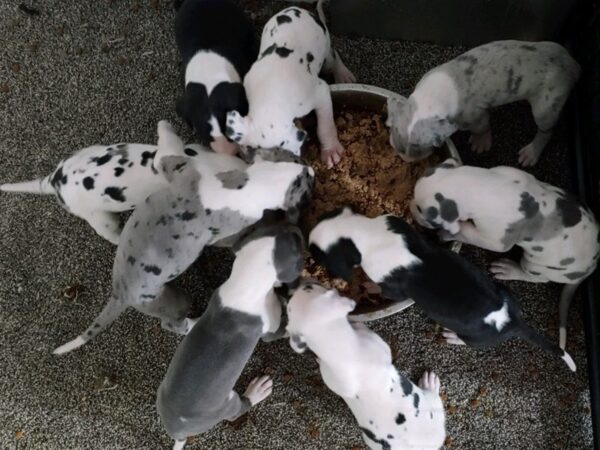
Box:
[0,1,593,449]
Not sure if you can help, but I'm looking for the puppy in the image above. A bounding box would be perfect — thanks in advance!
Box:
[175,0,258,155]
[224,0,356,168]
[411,158,600,349]
[386,40,580,166]
[309,208,576,371]
[0,129,244,244]
[157,224,304,450]
[287,282,446,450]
[53,122,314,354]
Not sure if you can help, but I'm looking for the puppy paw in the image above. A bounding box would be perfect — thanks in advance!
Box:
[489,258,524,280]
[243,375,273,406]
[468,130,492,153]
[418,371,441,394]
[518,143,541,167]
[441,328,466,346]
[333,63,357,84]
[321,142,344,168]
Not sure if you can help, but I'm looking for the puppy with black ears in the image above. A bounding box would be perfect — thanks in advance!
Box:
[174,0,258,155]
[157,223,305,450]
[287,281,446,450]
[309,208,576,372]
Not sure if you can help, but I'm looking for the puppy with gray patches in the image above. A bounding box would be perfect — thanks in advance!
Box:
[386,40,579,166]
[53,122,314,354]
[175,0,258,155]
[287,281,446,450]
[411,158,600,350]
[309,208,576,371]
[224,0,356,168]
[0,129,244,244]
[157,224,304,450]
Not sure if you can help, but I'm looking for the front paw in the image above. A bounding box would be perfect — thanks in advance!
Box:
[321,142,344,168]
[518,143,541,167]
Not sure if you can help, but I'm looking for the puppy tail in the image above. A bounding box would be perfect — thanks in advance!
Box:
[559,282,581,350]
[1,177,52,195]
[53,298,127,355]
[517,323,576,372]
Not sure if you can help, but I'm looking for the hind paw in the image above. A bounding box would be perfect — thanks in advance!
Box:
[489,258,525,280]
[244,375,273,406]
[518,143,541,167]
[418,371,441,394]
[441,328,466,346]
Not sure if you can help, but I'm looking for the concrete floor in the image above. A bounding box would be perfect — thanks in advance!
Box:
[0,1,593,449]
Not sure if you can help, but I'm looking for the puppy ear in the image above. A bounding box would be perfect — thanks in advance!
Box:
[289,333,307,353]
[155,121,186,173]
[225,111,249,144]
[386,96,407,126]
[159,155,200,191]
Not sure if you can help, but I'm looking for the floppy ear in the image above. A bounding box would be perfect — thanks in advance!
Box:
[211,82,249,133]
[274,229,305,284]
[225,110,250,144]
[289,334,307,353]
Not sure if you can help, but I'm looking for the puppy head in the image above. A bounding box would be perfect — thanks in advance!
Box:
[387,96,455,161]
[286,282,356,353]
[309,207,362,281]
[225,111,307,155]
[411,165,461,233]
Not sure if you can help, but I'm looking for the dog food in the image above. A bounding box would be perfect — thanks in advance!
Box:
[301,109,442,311]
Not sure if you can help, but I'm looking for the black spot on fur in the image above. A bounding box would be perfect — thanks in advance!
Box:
[177,211,196,221]
[387,434,394,439]
[90,153,112,166]
[288,7,301,17]
[426,206,439,220]
[276,46,293,57]
[127,256,136,266]
[413,393,420,411]
[546,265,566,271]
[87,330,93,336]
[276,14,292,24]
[560,257,575,266]
[395,413,406,425]
[143,265,162,275]
[114,167,125,177]
[141,294,156,299]
[565,271,587,280]
[519,192,539,218]
[531,246,544,252]
[556,197,582,228]
[309,10,326,33]
[434,193,458,222]
[141,150,157,167]
[172,234,180,240]
[93,323,100,328]
[360,428,390,450]
[184,147,198,157]
[104,186,127,202]
[83,176,95,190]
[307,52,314,63]
[400,376,413,396]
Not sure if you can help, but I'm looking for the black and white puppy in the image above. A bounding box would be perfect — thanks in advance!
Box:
[175,0,258,155]
[157,224,304,450]
[411,158,600,350]
[287,281,446,450]
[309,208,576,372]
[225,0,356,168]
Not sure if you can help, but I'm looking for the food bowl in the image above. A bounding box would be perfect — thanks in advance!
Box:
[306,84,460,322]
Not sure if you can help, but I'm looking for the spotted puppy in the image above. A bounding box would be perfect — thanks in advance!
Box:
[53,122,313,354]
[157,224,304,450]
[175,0,257,155]
[309,208,576,371]
[411,158,600,349]
[386,40,580,166]
[0,131,242,244]
[287,281,446,450]
[225,0,356,168]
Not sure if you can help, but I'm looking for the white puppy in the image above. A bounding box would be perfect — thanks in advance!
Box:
[287,282,446,450]
[225,0,355,168]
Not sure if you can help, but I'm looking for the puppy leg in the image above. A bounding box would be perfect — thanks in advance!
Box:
[440,221,511,253]
[559,282,581,349]
[85,210,122,245]
[467,110,492,153]
[519,92,566,166]
[136,285,195,335]
[314,80,344,168]
[243,375,273,406]
[441,328,466,345]
[322,48,356,84]
[418,370,441,395]
[489,258,550,282]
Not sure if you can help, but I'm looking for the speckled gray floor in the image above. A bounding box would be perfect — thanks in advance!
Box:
[0,1,593,449]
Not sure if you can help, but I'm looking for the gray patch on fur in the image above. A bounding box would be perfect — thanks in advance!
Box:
[216,170,249,190]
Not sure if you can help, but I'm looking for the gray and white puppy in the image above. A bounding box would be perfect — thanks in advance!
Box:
[53,122,314,354]
[387,40,580,166]
[0,129,244,244]
[411,158,600,349]
[157,224,304,450]
[287,281,446,450]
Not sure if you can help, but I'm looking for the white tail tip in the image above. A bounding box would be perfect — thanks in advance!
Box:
[53,336,87,355]
[562,351,576,372]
